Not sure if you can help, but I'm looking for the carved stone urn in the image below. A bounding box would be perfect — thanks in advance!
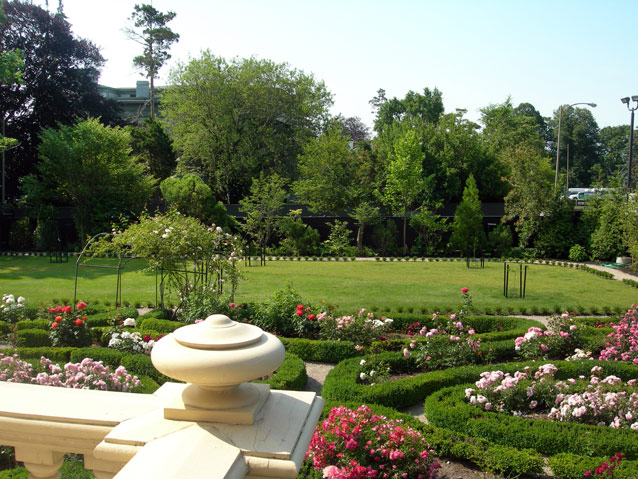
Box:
[151,314,285,424]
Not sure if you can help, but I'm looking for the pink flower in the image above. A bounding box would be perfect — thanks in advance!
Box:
[540,344,549,351]
[323,465,340,478]
[461,287,469,293]
[76,301,87,310]
[62,305,72,314]
[229,302,236,309]
[403,348,409,357]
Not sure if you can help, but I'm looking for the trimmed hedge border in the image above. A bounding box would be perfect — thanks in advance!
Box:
[16,329,51,347]
[139,317,184,333]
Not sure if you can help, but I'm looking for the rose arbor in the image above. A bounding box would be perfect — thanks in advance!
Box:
[0,315,323,478]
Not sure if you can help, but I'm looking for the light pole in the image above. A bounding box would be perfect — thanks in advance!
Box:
[621,96,638,192]
[555,102,596,188]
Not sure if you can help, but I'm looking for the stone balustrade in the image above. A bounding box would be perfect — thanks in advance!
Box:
[0,315,324,478]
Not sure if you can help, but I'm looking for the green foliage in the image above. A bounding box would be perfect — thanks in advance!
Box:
[15,319,48,331]
[139,317,184,334]
[371,87,444,135]
[17,347,75,362]
[590,192,625,261]
[294,125,357,214]
[127,118,176,180]
[69,348,124,369]
[120,354,168,385]
[239,173,288,251]
[162,51,332,202]
[502,146,554,246]
[277,210,321,256]
[125,4,179,119]
[322,220,355,257]
[382,128,427,253]
[160,174,232,226]
[8,218,32,250]
[180,291,242,324]
[534,191,577,258]
[256,352,307,391]
[16,329,51,347]
[35,118,155,244]
[450,174,485,255]
[91,211,242,305]
[254,284,303,337]
[487,224,512,256]
[568,244,588,262]
[33,216,59,251]
[371,219,399,256]
[280,338,359,363]
[409,206,448,256]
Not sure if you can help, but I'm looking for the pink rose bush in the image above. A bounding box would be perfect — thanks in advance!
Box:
[306,405,440,478]
[404,289,485,371]
[466,364,638,430]
[514,312,582,360]
[599,306,638,364]
[0,353,140,391]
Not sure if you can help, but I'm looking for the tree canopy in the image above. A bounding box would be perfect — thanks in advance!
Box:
[161,51,333,203]
[125,3,179,119]
[32,118,155,244]
[0,0,119,200]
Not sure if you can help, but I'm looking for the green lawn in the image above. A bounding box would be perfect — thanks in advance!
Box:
[1,256,636,313]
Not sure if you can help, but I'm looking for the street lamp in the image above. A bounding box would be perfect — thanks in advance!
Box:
[621,96,638,192]
[555,102,597,188]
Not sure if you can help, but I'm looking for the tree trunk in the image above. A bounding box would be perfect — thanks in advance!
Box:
[403,217,408,255]
[357,223,364,257]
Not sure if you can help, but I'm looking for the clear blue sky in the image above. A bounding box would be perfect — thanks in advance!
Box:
[36,0,638,130]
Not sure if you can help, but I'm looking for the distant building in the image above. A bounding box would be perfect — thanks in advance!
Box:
[98,80,161,124]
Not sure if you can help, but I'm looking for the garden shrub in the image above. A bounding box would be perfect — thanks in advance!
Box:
[426,383,638,459]
[568,244,588,262]
[69,347,123,369]
[120,353,168,385]
[139,317,184,333]
[138,309,172,320]
[17,347,75,362]
[16,329,51,347]
[280,338,359,363]
[0,322,9,336]
[8,217,33,251]
[15,319,49,331]
[256,352,307,391]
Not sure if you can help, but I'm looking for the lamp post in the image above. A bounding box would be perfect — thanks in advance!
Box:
[555,102,597,188]
[621,96,638,193]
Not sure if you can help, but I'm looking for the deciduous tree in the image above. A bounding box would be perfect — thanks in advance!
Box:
[162,51,332,203]
[33,118,155,244]
[0,1,118,200]
[449,175,485,256]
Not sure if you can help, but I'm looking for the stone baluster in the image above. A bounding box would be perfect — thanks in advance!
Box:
[14,447,63,479]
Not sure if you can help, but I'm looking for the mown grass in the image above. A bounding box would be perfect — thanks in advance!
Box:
[1,256,636,313]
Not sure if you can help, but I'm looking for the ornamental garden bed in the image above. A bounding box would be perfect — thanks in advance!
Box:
[0,286,633,478]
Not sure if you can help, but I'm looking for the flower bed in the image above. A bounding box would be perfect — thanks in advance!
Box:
[423,361,638,478]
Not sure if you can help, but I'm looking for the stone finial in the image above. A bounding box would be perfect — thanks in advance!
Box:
[151,314,285,424]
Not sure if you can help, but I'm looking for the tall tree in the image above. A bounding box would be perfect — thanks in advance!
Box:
[125,4,179,119]
[239,173,288,256]
[0,1,119,201]
[449,174,485,256]
[342,116,370,144]
[550,105,601,187]
[599,125,635,185]
[502,145,554,247]
[162,51,332,203]
[372,87,444,135]
[0,1,21,154]
[127,118,176,181]
[382,129,427,254]
[294,125,357,214]
[32,118,155,244]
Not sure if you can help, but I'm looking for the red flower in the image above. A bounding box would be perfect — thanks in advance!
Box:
[48,307,56,313]
[461,287,469,293]
[296,304,304,310]
[308,314,316,321]
[76,301,87,310]
[82,316,87,320]
[62,305,72,314]
[51,322,59,329]
[295,310,303,316]
[55,316,63,322]
[75,318,83,326]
